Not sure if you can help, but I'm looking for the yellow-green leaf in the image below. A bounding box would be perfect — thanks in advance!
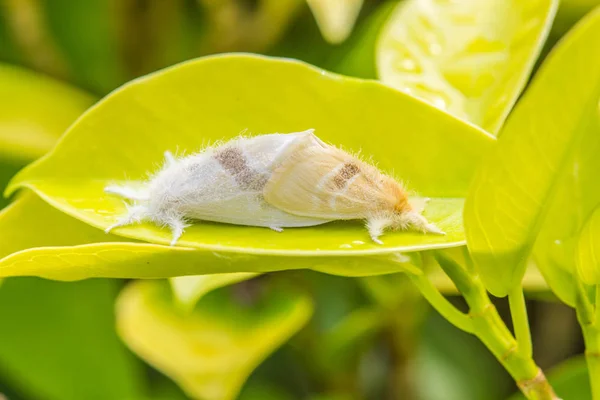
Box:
[464,7,600,297]
[170,273,260,311]
[376,0,558,134]
[306,0,364,44]
[0,193,426,280]
[116,279,313,400]
[7,54,493,258]
[0,63,94,162]
[576,206,600,285]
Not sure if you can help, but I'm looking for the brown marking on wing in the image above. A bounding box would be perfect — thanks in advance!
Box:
[215,147,246,175]
[333,162,360,189]
[214,146,268,191]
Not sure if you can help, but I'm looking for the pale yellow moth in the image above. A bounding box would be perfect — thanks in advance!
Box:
[263,133,444,244]
[104,130,443,245]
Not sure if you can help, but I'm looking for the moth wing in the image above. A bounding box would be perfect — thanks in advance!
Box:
[264,146,374,219]
[182,191,330,228]
[169,155,329,227]
[237,129,327,171]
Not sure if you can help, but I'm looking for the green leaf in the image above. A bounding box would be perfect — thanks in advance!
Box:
[577,206,600,285]
[0,63,94,162]
[507,356,591,400]
[0,277,145,400]
[306,0,364,44]
[0,193,445,280]
[464,7,600,297]
[116,279,313,400]
[7,54,493,258]
[170,273,260,311]
[376,0,558,134]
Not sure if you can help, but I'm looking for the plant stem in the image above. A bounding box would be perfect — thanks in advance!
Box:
[575,279,600,400]
[408,273,474,333]
[433,252,558,400]
[509,287,533,358]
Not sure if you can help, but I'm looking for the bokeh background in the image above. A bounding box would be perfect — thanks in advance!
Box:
[0,1,598,399]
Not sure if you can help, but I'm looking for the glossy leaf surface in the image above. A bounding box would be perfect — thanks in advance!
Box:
[7,54,493,257]
[0,194,421,280]
[377,0,558,133]
[116,279,312,400]
[464,8,600,297]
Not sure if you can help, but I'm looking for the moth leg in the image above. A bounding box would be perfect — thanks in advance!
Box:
[269,226,284,232]
[400,211,445,235]
[164,151,177,167]
[105,204,148,233]
[166,218,189,246]
[366,217,392,244]
[105,185,148,201]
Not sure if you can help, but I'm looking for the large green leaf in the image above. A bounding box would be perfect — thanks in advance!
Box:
[0,277,144,400]
[0,63,94,162]
[116,279,312,400]
[0,193,423,280]
[464,7,600,297]
[576,206,600,285]
[7,54,493,258]
[376,0,558,134]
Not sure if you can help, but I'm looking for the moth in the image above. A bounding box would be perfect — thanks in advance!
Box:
[263,134,444,244]
[104,130,443,245]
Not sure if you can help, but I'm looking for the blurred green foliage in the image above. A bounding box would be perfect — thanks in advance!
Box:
[1,1,599,399]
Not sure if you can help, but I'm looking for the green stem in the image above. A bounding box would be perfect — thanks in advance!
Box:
[408,273,474,333]
[509,287,533,358]
[575,279,600,400]
[433,252,558,400]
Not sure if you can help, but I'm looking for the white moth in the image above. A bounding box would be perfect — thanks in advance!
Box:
[104,130,443,245]
[105,130,333,245]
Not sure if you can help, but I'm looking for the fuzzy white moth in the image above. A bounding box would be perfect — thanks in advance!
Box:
[105,130,332,245]
[104,129,443,245]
